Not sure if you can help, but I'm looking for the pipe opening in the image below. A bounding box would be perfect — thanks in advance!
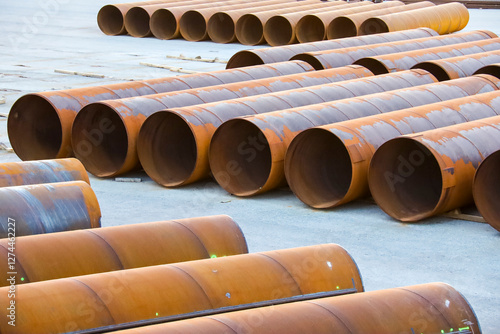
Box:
[72,104,128,177]
[474,64,500,79]
[226,51,265,69]
[412,63,451,81]
[296,16,325,43]
[125,7,151,37]
[208,13,235,43]
[328,17,357,39]
[286,129,352,208]
[180,11,207,41]
[290,54,325,70]
[474,151,500,231]
[97,5,125,36]
[138,112,197,187]
[359,18,389,36]
[354,58,389,75]
[210,119,271,196]
[150,9,178,39]
[8,95,63,160]
[264,16,293,46]
[369,138,442,221]
[235,14,264,46]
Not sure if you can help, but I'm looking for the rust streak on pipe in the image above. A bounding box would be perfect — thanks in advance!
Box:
[286,90,500,209]
[0,244,363,333]
[0,215,247,286]
[473,150,500,232]
[369,114,500,222]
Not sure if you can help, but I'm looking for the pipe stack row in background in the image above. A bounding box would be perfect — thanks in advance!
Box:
[8,28,500,231]
[97,0,469,45]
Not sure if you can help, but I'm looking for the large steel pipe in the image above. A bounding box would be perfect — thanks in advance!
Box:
[0,181,101,238]
[226,28,437,68]
[473,150,500,232]
[74,64,369,177]
[8,61,312,161]
[369,115,500,222]
[111,283,480,334]
[263,2,377,46]
[140,69,434,188]
[326,2,435,40]
[355,37,500,75]
[295,1,406,43]
[0,215,247,286]
[286,90,500,209]
[474,63,500,78]
[0,158,89,187]
[413,50,500,81]
[292,30,496,70]
[359,2,469,36]
[211,75,500,196]
[0,244,363,333]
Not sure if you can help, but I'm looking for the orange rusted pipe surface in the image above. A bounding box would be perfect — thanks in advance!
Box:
[263,2,377,46]
[359,2,469,36]
[227,28,437,67]
[0,181,101,238]
[474,63,500,78]
[286,90,500,209]
[369,115,500,222]
[8,61,312,162]
[0,215,247,286]
[140,69,433,188]
[111,283,480,334]
[0,244,363,333]
[292,30,496,70]
[0,158,89,187]
[295,1,406,43]
[211,74,499,196]
[413,50,500,81]
[473,150,500,232]
[355,37,500,74]
[326,2,435,40]
[72,64,370,178]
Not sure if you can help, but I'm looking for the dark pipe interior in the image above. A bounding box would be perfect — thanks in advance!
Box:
[150,9,178,39]
[208,13,235,43]
[474,151,500,231]
[328,17,357,40]
[359,18,389,36]
[264,16,293,46]
[354,57,390,75]
[125,7,151,37]
[296,16,325,43]
[474,64,500,79]
[235,15,264,46]
[97,5,125,36]
[226,51,265,69]
[180,11,207,41]
[412,62,452,81]
[290,54,325,71]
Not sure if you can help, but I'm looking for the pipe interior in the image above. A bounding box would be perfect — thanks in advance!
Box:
[138,112,197,186]
[265,16,293,46]
[235,15,264,45]
[474,151,500,230]
[97,5,124,35]
[354,58,390,75]
[369,138,442,221]
[150,9,177,39]
[210,120,271,196]
[72,104,128,177]
[180,11,207,41]
[125,7,151,37]
[226,51,265,68]
[412,62,451,81]
[287,129,352,208]
[208,13,234,43]
[359,18,389,35]
[328,17,357,39]
[7,95,63,160]
[474,64,500,79]
[290,54,325,70]
[296,16,325,43]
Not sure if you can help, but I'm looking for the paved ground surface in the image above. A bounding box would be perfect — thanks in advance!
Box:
[0,1,499,332]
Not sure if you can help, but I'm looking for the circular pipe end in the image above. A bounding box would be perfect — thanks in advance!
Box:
[226,51,265,69]
[97,5,125,36]
[150,9,178,40]
[473,151,500,232]
[8,94,63,161]
[71,103,128,178]
[264,16,294,46]
[235,14,264,46]
[124,7,152,38]
[290,53,325,71]
[296,16,325,43]
[180,10,208,41]
[354,57,390,75]
[359,18,389,36]
[137,111,197,187]
[327,17,357,40]
[474,63,500,80]
[210,119,271,196]
[369,138,442,222]
[412,62,452,82]
[208,13,235,44]
[286,129,352,209]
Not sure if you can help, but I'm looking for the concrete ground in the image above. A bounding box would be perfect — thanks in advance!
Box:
[0,1,499,332]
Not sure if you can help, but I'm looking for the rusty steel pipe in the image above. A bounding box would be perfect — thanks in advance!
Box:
[0,215,247,286]
[73,65,370,178]
[292,30,496,70]
[263,2,377,46]
[369,115,500,222]
[355,37,500,75]
[0,158,89,187]
[326,2,435,40]
[140,69,433,188]
[111,283,480,334]
[0,181,101,238]
[359,2,469,36]
[0,244,363,333]
[8,61,312,162]
[286,90,500,209]
[227,28,437,67]
[474,63,500,79]
[413,50,500,81]
[295,1,406,43]
[473,150,500,232]
[211,74,500,197]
